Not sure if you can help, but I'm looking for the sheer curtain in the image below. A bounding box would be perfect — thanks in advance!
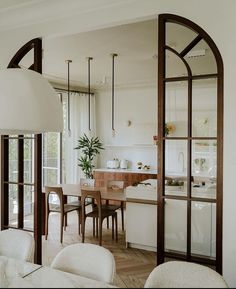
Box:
[64,92,96,183]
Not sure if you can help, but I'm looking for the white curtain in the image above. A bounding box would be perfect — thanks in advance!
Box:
[64,92,96,183]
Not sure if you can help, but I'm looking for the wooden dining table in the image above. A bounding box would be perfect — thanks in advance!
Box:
[60,183,126,202]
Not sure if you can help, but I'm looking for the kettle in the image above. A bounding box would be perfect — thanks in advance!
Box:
[120,159,128,169]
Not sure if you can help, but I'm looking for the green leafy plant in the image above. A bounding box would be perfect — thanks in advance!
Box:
[74,134,104,179]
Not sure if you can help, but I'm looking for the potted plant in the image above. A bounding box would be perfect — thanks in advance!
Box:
[74,134,104,179]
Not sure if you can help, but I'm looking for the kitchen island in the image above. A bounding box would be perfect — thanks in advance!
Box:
[125,179,216,257]
[126,179,158,252]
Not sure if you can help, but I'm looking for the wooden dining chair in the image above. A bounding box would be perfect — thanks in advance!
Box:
[68,178,95,207]
[45,186,81,243]
[103,180,125,231]
[81,189,118,246]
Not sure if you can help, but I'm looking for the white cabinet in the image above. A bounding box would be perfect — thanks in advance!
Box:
[125,180,215,257]
[126,202,157,251]
[125,180,157,251]
[165,198,216,257]
[165,199,187,253]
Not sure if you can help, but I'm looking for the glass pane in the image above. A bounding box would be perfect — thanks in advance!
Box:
[184,39,217,75]
[165,140,188,196]
[166,23,198,54]
[166,82,188,137]
[192,79,217,137]
[9,139,18,182]
[166,50,188,78]
[165,199,187,253]
[24,138,34,183]
[191,202,216,259]
[24,185,34,231]
[9,184,18,228]
[42,133,60,186]
[192,140,217,199]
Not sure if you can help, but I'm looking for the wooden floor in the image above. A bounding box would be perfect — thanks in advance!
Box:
[42,210,157,288]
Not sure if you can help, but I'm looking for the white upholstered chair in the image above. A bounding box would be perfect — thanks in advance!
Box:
[144,261,228,288]
[0,229,34,262]
[50,243,116,283]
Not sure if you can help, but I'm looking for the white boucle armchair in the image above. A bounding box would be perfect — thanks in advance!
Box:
[144,261,228,288]
[50,243,116,284]
[0,229,34,262]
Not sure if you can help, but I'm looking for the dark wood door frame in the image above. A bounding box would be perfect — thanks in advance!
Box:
[1,38,43,264]
[157,14,223,273]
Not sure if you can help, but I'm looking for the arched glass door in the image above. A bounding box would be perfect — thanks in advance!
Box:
[157,14,223,273]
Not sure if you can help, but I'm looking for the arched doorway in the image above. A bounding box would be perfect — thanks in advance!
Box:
[157,14,223,273]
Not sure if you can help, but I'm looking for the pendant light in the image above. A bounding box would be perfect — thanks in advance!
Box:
[111,53,118,137]
[87,57,93,131]
[65,59,72,136]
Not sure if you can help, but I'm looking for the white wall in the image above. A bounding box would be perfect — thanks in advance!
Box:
[96,85,157,169]
[0,0,236,286]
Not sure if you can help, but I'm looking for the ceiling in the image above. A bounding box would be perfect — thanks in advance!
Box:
[19,18,216,91]
[0,0,36,10]
[42,19,158,90]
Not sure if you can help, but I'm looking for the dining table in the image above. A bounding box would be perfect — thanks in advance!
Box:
[0,256,117,288]
[58,183,126,202]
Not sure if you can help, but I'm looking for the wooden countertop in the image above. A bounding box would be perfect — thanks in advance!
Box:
[93,168,158,174]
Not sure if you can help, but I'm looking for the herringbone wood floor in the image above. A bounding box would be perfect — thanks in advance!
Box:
[42,210,157,288]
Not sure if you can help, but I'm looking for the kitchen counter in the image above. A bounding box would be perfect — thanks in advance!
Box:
[93,168,158,175]
[93,169,158,187]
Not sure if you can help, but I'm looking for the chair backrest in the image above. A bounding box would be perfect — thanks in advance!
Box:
[45,186,64,214]
[81,189,101,218]
[0,229,34,262]
[80,178,95,187]
[107,180,124,189]
[50,243,116,283]
[144,261,228,288]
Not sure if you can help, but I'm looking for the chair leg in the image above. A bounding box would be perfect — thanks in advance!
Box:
[121,202,124,231]
[93,218,95,236]
[106,200,109,229]
[115,213,118,241]
[45,212,49,240]
[82,216,86,243]
[60,213,64,243]
[64,214,67,231]
[96,218,99,237]
[77,210,81,235]
[64,196,68,227]
[99,218,102,246]
[112,215,114,240]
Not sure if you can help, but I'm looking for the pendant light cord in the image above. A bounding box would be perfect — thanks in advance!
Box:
[111,53,118,133]
[66,60,72,135]
[87,57,93,131]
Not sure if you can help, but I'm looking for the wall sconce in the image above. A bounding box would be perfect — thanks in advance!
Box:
[125,120,132,127]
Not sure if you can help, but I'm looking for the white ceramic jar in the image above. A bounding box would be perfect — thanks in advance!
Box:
[120,159,128,169]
